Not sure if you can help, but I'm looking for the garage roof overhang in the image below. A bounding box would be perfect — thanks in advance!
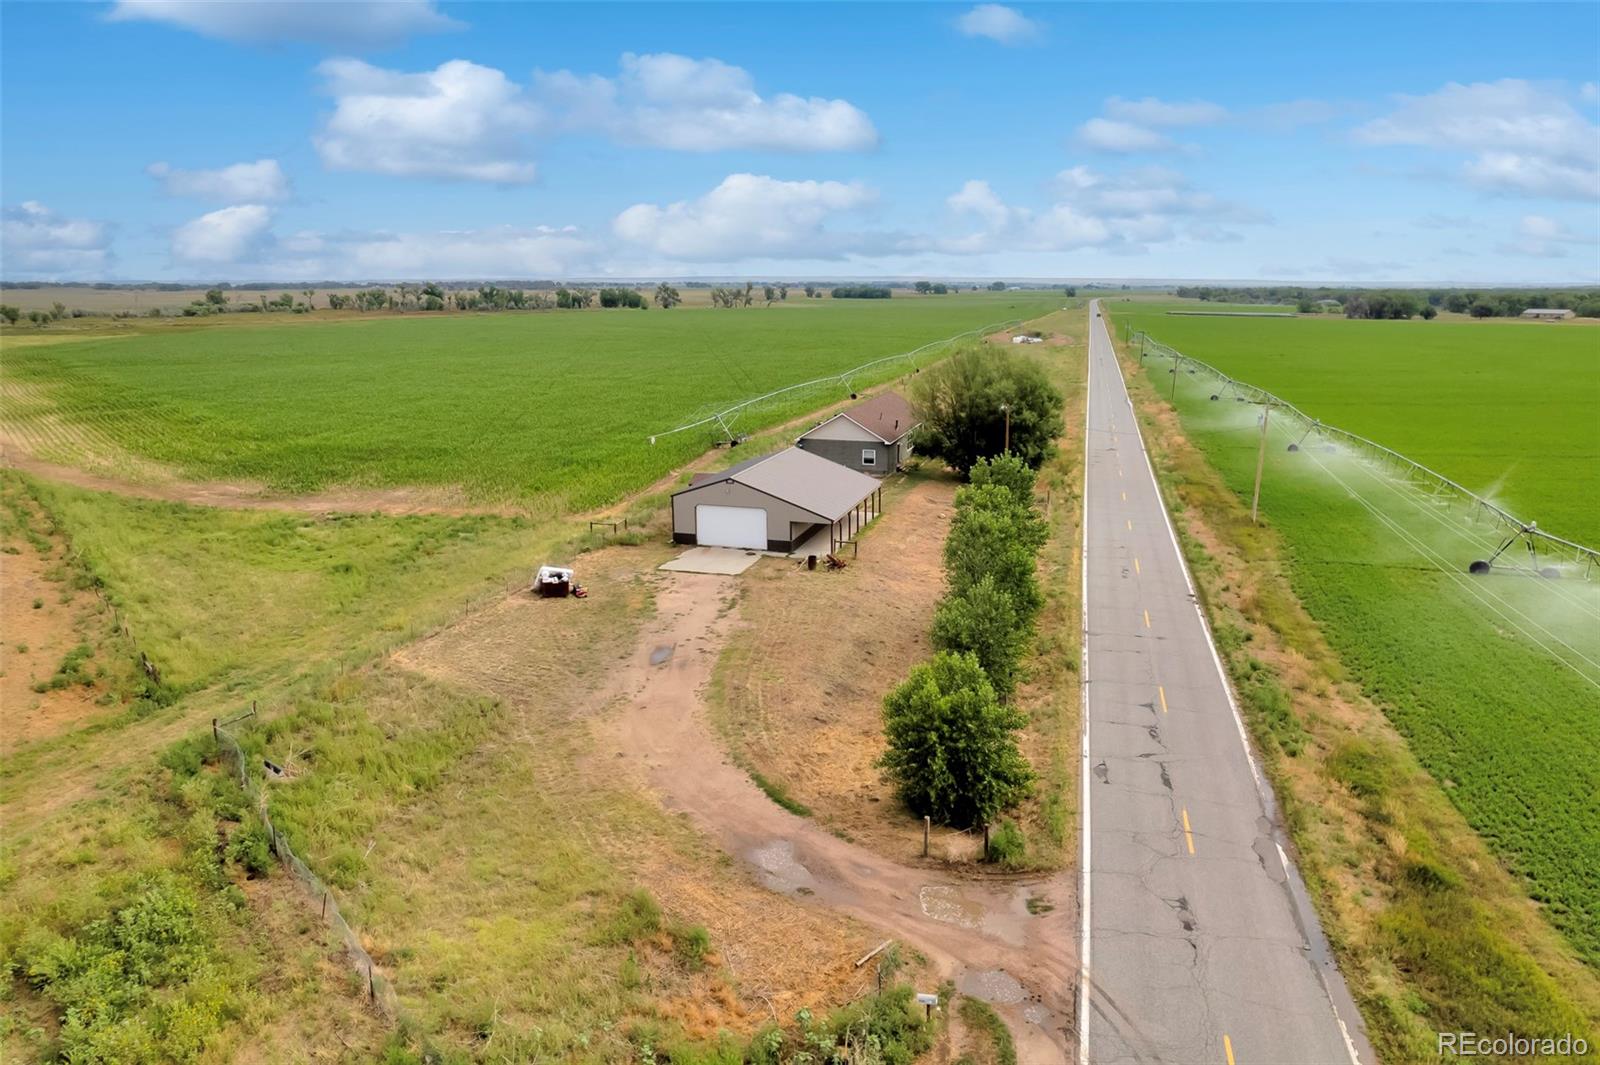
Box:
[672,446,879,522]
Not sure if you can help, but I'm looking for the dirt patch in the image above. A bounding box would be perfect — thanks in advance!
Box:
[602,571,1077,1060]
[0,480,127,751]
[709,473,978,861]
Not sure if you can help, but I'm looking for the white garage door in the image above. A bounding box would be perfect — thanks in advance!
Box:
[696,504,768,550]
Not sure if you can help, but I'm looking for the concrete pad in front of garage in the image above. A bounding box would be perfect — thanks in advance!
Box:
[659,546,764,575]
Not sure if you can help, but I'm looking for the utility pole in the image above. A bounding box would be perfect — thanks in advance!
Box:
[1000,403,1011,453]
[1251,405,1271,523]
[1170,352,1180,401]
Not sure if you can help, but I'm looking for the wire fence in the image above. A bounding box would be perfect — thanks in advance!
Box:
[649,316,1028,445]
[1133,331,1600,580]
[212,710,412,1026]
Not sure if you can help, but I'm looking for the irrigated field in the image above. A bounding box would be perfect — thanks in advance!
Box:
[1110,299,1600,544]
[1,293,1059,509]
[1108,303,1600,970]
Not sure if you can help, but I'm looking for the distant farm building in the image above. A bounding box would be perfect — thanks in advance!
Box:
[672,446,882,554]
[1011,334,1044,344]
[796,391,920,475]
[1521,307,1575,321]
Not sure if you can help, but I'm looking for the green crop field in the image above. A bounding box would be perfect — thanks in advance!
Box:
[0,292,1058,509]
[1110,305,1600,967]
[1109,300,1600,545]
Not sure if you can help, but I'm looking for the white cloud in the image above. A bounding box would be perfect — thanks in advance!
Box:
[1105,96,1226,127]
[148,159,290,203]
[945,180,1015,230]
[1355,79,1599,200]
[172,204,274,263]
[956,4,1041,45]
[1,201,113,277]
[536,53,877,152]
[106,0,460,48]
[314,58,542,183]
[1498,213,1598,258]
[943,165,1263,256]
[613,174,886,261]
[1076,118,1173,153]
[1581,82,1599,105]
[277,226,597,278]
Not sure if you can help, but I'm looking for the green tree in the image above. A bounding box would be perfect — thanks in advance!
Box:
[968,453,1038,509]
[878,652,1033,827]
[654,282,681,308]
[0,305,19,324]
[203,288,229,307]
[910,344,1064,475]
[932,576,1026,698]
[988,281,1006,291]
[944,494,1044,622]
[1420,304,1438,320]
[763,284,777,302]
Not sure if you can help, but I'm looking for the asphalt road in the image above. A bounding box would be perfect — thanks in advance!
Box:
[1077,301,1371,1065]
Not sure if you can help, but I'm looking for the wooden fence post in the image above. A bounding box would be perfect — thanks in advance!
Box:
[923,816,930,858]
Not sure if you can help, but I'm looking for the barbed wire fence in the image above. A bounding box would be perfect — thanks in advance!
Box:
[1132,331,1599,581]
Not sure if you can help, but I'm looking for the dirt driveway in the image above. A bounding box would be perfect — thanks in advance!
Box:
[603,571,1078,1060]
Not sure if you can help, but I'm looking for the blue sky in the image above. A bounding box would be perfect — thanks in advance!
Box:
[3,1,1597,283]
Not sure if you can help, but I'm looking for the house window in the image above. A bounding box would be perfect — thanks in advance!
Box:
[861,448,878,467]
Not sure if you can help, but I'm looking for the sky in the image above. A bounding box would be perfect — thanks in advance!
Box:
[2,1,1597,285]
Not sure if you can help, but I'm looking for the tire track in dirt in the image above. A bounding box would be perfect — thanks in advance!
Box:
[603,572,1077,1061]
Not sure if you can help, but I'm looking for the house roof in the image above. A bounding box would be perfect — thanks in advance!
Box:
[829,391,919,443]
[677,446,879,522]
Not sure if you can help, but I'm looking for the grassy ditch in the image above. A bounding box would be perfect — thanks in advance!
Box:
[1105,310,1600,1061]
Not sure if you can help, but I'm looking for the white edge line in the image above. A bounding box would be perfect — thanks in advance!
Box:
[1106,307,1360,1065]
[1076,302,1095,1065]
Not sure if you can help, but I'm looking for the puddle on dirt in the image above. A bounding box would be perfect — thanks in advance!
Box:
[957,968,1025,1004]
[918,884,986,929]
[749,839,816,895]
[649,644,674,666]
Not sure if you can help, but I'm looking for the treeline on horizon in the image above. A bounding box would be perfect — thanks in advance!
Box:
[1174,284,1600,319]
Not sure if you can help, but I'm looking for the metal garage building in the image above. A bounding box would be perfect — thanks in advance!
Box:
[672,446,883,554]
[796,392,919,475]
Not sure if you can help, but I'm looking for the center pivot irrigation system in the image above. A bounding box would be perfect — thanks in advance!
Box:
[1132,330,1600,581]
[647,318,1025,448]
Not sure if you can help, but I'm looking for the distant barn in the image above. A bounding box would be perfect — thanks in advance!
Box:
[1521,307,1575,321]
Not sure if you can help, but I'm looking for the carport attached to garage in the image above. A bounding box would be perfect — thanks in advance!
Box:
[671,446,883,553]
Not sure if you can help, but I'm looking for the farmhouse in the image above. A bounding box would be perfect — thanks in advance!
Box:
[796,391,919,475]
[1521,307,1575,321]
[672,446,882,554]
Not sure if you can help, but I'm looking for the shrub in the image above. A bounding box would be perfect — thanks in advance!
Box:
[986,819,1027,867]
[944,501,1043,623]
[931,576,1026,698]
[879,652,1033,828]
[226,823,274,878]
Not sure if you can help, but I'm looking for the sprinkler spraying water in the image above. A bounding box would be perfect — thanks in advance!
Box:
[1470,522,1561,578]
[1287,420,1321,452]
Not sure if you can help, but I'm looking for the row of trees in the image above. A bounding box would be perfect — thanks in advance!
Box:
[831,285,892,299]
[877,348,1065,855]
[1178,284,1600,319]
[913,281,952,294]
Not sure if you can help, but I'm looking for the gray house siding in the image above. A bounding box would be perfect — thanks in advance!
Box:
[671,480,827,550]
[797,436,904,475]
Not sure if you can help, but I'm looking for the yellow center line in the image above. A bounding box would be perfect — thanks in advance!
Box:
[1126,518,1133,531]
[1121,491,1127,502]
[1143,609,1151,629]
[1224,1034,1236,1065]
[1134,557,1141,575]
[1182,808,1196,855]
[1158,685,1168,713]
